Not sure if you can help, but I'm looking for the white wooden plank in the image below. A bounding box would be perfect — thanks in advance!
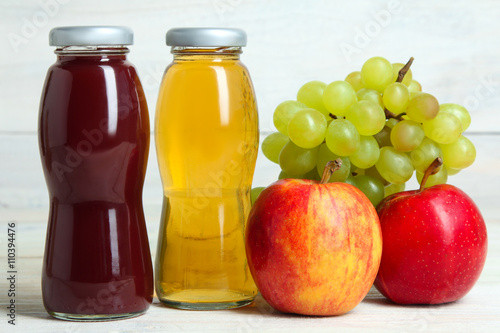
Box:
[1,132,499,331]
[2,1,500,327]
[2,133,497,220]
[0,222,499,332]
[1,0,499,132]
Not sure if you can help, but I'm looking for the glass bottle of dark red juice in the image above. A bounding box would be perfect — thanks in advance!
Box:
[38,26,153,321]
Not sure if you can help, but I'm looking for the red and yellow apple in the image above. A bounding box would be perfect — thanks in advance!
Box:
[375,158,488,304]
[245,160,382,316]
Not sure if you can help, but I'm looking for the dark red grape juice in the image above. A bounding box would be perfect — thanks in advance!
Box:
[38,27,153,321]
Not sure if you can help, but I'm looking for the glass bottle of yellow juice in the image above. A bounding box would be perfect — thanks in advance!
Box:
[154,28,259,310]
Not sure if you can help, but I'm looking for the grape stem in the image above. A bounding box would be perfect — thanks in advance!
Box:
[320,159,343,184]
[396,57,414,83]
[329,113,338,119]
[384,56,415,121]
[419,157,443,192]
[384,108,404,120]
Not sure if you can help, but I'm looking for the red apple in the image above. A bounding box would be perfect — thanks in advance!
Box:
[245,160,382,316]
[374,158,488,304]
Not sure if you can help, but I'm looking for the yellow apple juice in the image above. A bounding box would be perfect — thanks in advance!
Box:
[154,31,259,310]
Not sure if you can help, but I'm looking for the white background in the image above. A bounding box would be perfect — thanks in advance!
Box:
[1,0,499,215]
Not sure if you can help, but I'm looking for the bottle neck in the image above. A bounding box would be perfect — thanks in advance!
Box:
[54,45,129,61]
[171,46,242,61]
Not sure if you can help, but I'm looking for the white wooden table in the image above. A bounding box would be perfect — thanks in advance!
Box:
[2,1,500,331]
[1,134,499,333]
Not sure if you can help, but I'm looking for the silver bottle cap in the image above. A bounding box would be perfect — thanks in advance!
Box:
[166,28,247,47]
[49,26,133,46]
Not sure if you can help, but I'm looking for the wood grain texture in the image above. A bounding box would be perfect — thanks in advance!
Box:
[1,1,500,331]
[0,0,499,133]
[1,134,498,220]
[0,222,498,332]
[1,133,500,332]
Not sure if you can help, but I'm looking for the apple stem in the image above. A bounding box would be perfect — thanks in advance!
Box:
[384,57,414,121]
[419,157,443,192]
[320,159,343,184]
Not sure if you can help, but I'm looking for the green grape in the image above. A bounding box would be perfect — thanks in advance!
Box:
[302,168,321,181]
[416,166,448,188]
[439,103,471,132]
[423,112,462,144]
[288,108,327,149]
[409,92,421,100]
[373,125,392,148]
[278,170,293,180]
[361,56,394,92]
[390,120,425,152]
[351,167,364,175]
[279,168,320,181]
[279,141,319,176]
[385,118,399,129]
[344,71,364,91]
[251,187,266,205]
[406,92,439,123]
[356,88,384,108]
[446,167,460,176]
[410,137,443,173]
[350,135,380,169]
[273,100,308,136]
[322,80,358,117]
[261,132,289,164]
[392,62,413,86]
[297,80,329,116]
[383,82,410,114]
[316,143,351,182]
[365,165,389,186]
[345,100,386,136]
[440,135,476,170]
[353,174,385,207]
[345,173,357,187]
[325,119,360,156]
[375,146,414,184]
[407,80,422,93]
[384,183,405,197]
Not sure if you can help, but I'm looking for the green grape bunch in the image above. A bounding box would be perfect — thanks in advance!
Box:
[257,56,476,207]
